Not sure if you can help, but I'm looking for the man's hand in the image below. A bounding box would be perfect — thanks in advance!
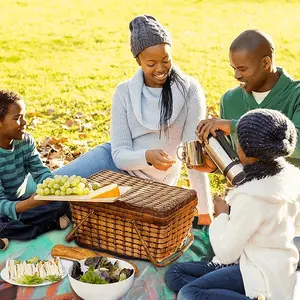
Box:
[15,194,52,213]
[196,118,232,144]
[213,194,230,216]
[146,149,176,171]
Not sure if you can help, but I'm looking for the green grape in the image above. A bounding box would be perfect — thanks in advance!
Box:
[54,175,62,183]
[81,178,88,185]
[55,190,61,196]
[48,182,54,188]
[39,175,91,196]
[92,182,101,190]
[69,175,77,181]
[78,182,85,190]
[77,189,84,195]
[53,183,60,190]
[71,180,79,187]
[43,178,52,185]
[66,188,73,195]
[37,183,43,189]
[63,182,70,188]
[36,188,44,195]
[62,175,68,182]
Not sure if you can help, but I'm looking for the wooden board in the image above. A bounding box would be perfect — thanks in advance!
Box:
[34,186,131,203]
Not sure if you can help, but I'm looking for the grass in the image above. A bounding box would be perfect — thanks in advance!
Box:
[1,0,300,192]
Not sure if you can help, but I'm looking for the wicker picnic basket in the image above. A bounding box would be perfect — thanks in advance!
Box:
[66,170,197,267]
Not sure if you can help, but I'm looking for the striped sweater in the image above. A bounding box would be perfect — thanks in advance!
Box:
[0,133,52,220]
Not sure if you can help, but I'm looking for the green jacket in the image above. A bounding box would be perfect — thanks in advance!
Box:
[221,67,300,167]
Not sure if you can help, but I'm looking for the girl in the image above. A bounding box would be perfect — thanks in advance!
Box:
[166,108,300,300]
[54,15,214,225]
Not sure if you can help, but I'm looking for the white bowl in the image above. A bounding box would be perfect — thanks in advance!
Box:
[68,257,135,300]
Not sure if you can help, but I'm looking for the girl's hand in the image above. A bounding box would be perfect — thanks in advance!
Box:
[146,149,176,171]
[213,194,230,216]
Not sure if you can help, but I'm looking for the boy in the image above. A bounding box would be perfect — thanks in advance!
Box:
[0,90,70,250]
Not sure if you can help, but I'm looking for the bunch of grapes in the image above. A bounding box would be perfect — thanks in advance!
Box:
[36,175,90,196]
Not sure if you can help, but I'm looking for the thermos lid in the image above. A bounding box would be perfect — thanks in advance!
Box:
[231,172,246,185]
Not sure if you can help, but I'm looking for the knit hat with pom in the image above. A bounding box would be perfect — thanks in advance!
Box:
[237,109,297,160]
[129,15,171,58]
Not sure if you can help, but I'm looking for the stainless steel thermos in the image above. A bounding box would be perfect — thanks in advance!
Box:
[203,131,245,185]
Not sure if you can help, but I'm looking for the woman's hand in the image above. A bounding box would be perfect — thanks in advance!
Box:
[213,194,230,216]
[146,149,176,171]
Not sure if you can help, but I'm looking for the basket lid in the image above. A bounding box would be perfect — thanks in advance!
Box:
[88,170,197,218]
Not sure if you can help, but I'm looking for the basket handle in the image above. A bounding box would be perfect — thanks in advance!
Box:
[132,221,194,267]
[65,210,94,242]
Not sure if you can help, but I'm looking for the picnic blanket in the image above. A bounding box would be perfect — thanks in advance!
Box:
[0,224,213,300]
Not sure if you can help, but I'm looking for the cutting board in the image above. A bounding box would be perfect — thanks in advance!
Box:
[34,186,131,203]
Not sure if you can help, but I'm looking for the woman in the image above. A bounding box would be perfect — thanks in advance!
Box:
[166,109,300,300]
[55,15,213,225]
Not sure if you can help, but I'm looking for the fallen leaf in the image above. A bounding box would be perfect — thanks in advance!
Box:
[79,133,88,139]
[65,119,75,127]
[27,112,41,117]
[28,117,39,129]
[82,123,93,130]
[74,112,84,118]
[74,119,82,125]
[49,158,65,170]
[47,108,55,115]
[72,140,88,146]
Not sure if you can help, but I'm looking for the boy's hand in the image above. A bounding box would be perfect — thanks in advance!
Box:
[15,194,52,213]
[196,118,231,144]
[146,149,176,171]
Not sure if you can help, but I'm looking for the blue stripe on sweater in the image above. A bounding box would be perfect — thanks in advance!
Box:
[0,133,52,220]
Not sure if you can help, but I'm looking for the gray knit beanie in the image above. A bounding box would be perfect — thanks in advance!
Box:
[129,15,171,58]
[237,109,297,160]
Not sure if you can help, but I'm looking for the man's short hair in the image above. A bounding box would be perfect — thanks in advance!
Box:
[230,29,275,59]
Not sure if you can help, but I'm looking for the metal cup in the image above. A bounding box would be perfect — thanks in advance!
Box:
[177,140,203,166]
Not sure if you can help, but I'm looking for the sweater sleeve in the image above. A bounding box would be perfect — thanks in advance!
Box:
[220,94,239,134]
[26,135,53,184]
[0,180,19,220]
[289,101,300,159]
[209,194,264,264]
[111,87,150,171]
[182,80,212,214]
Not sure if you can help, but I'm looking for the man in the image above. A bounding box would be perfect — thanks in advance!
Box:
[196,29,300,267]
[197,29,300,167]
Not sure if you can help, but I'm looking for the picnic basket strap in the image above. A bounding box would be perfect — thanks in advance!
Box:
[132,221,194,267]
[65,210,95,242]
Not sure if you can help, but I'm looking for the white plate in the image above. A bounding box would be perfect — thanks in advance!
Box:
[34,186,131,203]
[0,259,71,287]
